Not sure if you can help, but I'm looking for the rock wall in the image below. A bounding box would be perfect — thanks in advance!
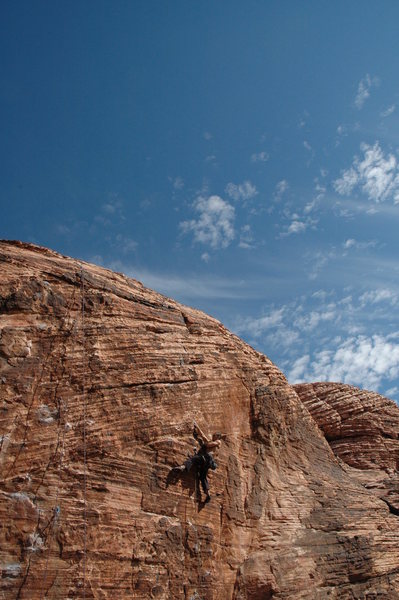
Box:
[295,382,399,517]
[1,241,399,599]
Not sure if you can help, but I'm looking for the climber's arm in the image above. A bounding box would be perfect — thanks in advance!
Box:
[204,439,221,450]
[193,421,211,444]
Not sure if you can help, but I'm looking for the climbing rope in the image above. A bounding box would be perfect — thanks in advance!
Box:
[81,267,87,599]
[39,299,78,598]
[40,503,61,600]
[35,270,88,598]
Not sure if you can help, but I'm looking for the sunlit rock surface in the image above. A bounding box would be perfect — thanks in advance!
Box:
[1,241,399,599]
[295,382,399,517]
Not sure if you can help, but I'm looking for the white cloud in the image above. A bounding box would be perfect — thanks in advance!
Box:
[225,180,258,202]
[173,176,184,190]
[334,142,399,203]
[102,197,123,216]
[342,238,377,252]
[103,203,117,214]
[288,333,399,391]
[251,151,269,163]
[235,303,338,346]
[335,124,349,147]
[354,74,379,109]
[293,308,336,331]
[343,238,355,249]
[359,289,398,306]
[287,220,307,234]
[201,252,210,263]
[239,224,255,249]
[297,110,309,129]
[385,386,399,398]
[92,196,126,230]
[289,355,310,381]
[180,194,235,249]
[108,266,259,301]
[334,167,359,196]
[303,140,312,151]
[57,224,71,235]
[380,104,396,118]
[279,214,317,238]
[203,131,212,140]
[273,180,289,202]
[305,181,326,214]
[235,308,286,337]
[232,281,399,398]
[114,234,138,253]
[306,248,337,280]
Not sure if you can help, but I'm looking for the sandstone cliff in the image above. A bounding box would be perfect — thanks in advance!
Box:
[294,382,399,517]
[1,240,399,599]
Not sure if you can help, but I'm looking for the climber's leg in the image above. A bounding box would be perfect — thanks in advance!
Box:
[200,473,211,503]
[173,454,201,472]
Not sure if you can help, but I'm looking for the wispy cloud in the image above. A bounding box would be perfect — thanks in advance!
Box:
[303,140,315,165]
[233,287,399,396]
[334,142,399,203]
[288,333,399,391]
[380,104,396,118]
[180,194,235,249]
[273,180,289,202]
[112,234,138,254]
[279,213,317,238]
[276,177,319,237]
[335,124,350,147]
[239,224,255,249]
[286,220,307,235]
[225,180,258,202]
[172,176,184,190]
[236,308,286,337]
[306,249,336,280]
[251,151,269,163]
[98,196,125,223]
[104,265,266,302]
[359,289,398,306]
[342,238,377,252]
[304,181,326,214]
[297,110,309,129]
[385,386,399,399]
[306,238,382,281]
[354,74,379,109]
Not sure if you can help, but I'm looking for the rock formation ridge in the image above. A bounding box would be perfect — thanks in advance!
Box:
[1,240,399,599]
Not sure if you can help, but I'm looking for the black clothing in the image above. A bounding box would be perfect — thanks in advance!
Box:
[183,444,217,497]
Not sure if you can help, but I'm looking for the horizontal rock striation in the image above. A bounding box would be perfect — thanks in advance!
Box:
[295,381,399,516]
[1,241,399,599]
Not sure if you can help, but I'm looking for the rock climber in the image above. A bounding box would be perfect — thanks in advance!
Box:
[174,422,222,504]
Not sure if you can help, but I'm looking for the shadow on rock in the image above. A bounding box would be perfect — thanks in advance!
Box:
[166,468,204,509]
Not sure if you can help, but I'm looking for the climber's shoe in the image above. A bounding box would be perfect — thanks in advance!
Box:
[172,465,185,472]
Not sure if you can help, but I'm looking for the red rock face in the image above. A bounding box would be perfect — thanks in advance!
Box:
[1,241,399,599]
[294,382,399,517]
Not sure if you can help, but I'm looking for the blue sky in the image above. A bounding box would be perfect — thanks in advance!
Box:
[2,2,399,402]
